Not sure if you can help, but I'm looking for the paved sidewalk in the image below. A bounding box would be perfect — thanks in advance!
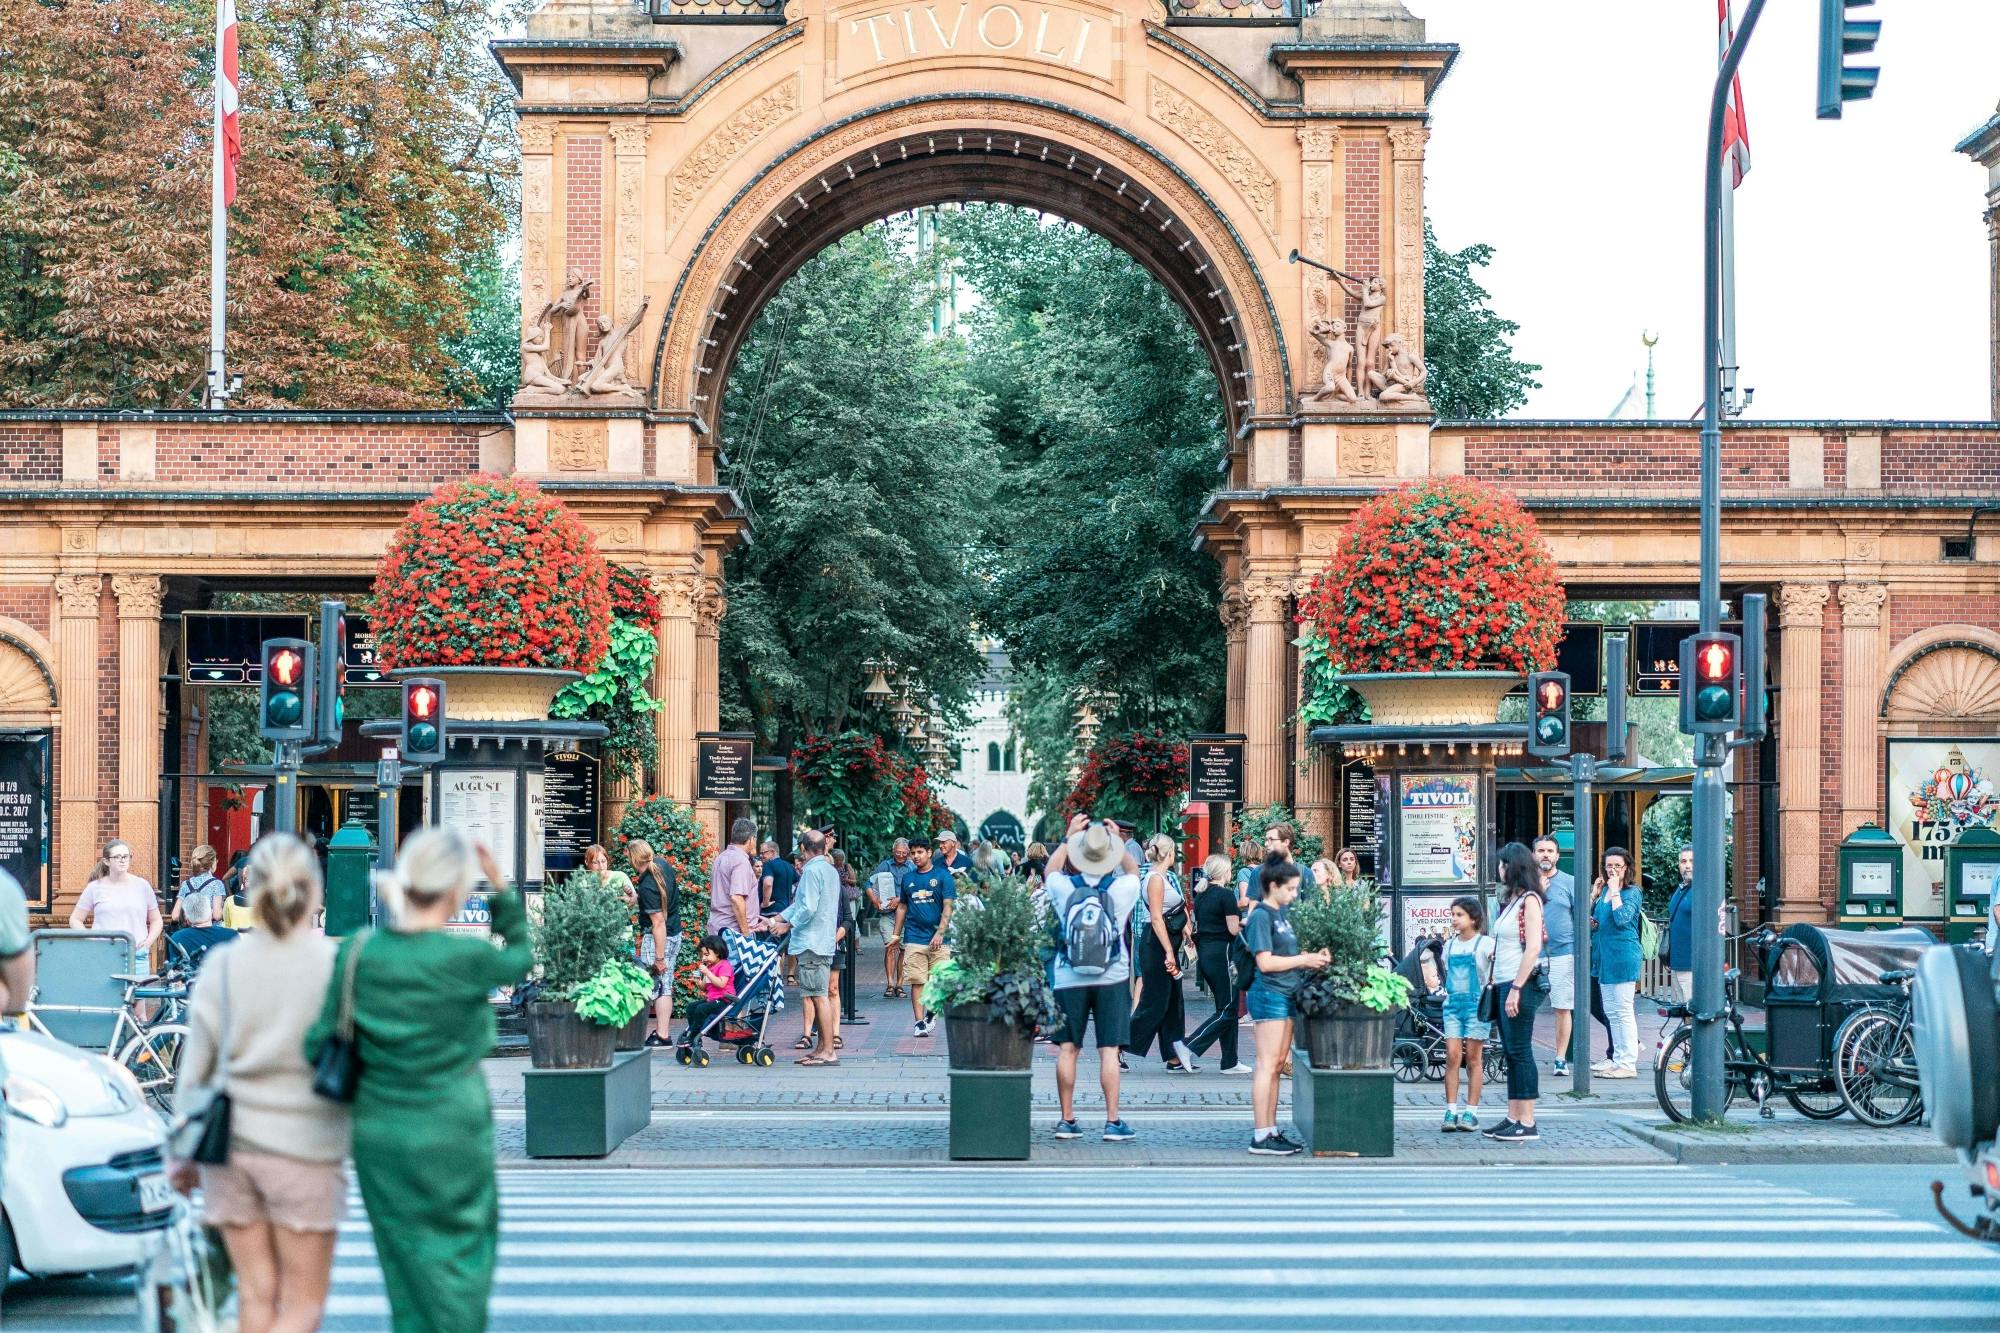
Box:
[1613,1112,1955,1165]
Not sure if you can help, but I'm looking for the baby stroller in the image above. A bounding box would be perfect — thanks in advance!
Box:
[1392,940,1508,1083]
[676,930,785,1068]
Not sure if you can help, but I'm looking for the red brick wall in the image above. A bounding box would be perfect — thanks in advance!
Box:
[1342,139,1380,332]
[95,586,118,851]
[151,423,482,484]
[1889,594,2000,645]
[0,585,49,637]
[565,137,606,361]
[1881,429,2000,491]
[0,423,62,483]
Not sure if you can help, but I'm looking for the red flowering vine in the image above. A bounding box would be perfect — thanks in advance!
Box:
[606,563,659,622]
[1061,731,1190,822]
[1306,476,1561,676]
[791,732,958,857]
[370,475,612,674]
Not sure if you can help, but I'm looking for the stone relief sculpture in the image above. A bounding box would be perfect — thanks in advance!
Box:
[518,302,569,395]
[1369,331,1429,406]
[549,270,596,379]
[570,295,652,399]
[1329,270,1388,388]
[1305,318,1359,405]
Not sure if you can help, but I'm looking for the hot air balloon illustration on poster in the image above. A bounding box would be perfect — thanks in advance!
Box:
[1887,740,2000,918]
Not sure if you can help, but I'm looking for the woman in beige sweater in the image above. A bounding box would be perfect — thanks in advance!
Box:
[173,832,350,1333]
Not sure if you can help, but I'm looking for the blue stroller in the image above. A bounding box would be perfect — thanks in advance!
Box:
[676,930,786,1068]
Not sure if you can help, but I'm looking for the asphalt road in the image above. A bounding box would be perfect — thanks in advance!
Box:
[11,1161,1996,1331]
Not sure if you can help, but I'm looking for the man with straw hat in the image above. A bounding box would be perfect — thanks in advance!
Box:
[1043,813,1144,1143]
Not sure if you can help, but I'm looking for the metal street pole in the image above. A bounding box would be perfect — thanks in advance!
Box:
[271,739,299,836]
[1694,0,1768,1122]
[1570,751,1596,1097]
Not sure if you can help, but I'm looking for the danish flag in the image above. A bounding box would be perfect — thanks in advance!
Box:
[218,0,240,204]
[1718,0,1752,188]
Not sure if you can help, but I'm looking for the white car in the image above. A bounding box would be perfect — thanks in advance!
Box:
[1,1026,173,1279]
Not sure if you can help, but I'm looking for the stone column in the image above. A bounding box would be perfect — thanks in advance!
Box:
[605,775,634,843]
[1837,583,1889,839]
[55,574,101,901]
[1220,590,1248,738]
[1386,124,1429,358]
[1775,583,1830,922]
[1243,575,1291,810]
[693,577,727,848]
[112,576,164,881]
[608,121,650,387]
[519,119,556,339]
[652,570,701,804]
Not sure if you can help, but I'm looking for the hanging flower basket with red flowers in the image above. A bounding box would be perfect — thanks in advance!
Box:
[1303,477,1562,727]
[370,475,613,720]
[791,732,957,860]
[1060,731,1190,834]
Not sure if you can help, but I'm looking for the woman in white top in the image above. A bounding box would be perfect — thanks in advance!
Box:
[69,838,161,976]
[1485,841,1547,1144]
[172,832,350,1333]
[1126,833,1197,1072]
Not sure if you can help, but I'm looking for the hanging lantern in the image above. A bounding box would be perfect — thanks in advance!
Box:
[860,659,893,702]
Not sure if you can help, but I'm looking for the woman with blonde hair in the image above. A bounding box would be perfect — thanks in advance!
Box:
[1185,851,1250,1074]
[172,843,227,925]
[173,832,348,1333]
[307,827,531,1332]
[1125,832,1198,1072]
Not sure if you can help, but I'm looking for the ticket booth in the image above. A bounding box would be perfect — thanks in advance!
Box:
[1943,825,2000,944]
[1836,822,1904,927]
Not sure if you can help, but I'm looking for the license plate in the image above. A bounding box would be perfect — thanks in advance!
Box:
[138,1173,174,1213]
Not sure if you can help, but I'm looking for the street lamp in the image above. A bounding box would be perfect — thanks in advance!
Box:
[860,658,894,703]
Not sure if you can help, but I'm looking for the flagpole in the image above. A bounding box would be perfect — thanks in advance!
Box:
[1719,158,1738,416]
[207,0,228,410]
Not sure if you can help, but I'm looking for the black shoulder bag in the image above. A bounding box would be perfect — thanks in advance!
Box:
[311,930,369,1103]
[168,948,234,1164]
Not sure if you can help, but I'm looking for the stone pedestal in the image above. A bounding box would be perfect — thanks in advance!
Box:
[523,1047,651,1158]
[947,1069,1031,1161]
[1292,1066,1394,1158]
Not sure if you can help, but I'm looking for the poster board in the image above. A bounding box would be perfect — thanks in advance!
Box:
[1884,738,2000,918]
[0,731,50,912]
[1397,773,1479,887]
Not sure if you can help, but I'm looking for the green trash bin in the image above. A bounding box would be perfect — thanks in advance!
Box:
[324,817,377,937]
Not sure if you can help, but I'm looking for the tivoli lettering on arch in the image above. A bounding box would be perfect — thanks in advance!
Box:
[835,0,1114,81]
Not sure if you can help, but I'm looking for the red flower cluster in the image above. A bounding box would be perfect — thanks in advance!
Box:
[1306,477,1561,676]
[606,564,659,623]
[1062,731,1190,821]
[370,475,613,674]
[791,732,957,852]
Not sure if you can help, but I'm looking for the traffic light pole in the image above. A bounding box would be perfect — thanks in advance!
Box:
[1694,0,1767,1123]
[1568,751,1596,1099]
[271,739,301,836]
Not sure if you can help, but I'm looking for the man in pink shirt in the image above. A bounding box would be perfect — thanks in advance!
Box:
[707,817,763,936]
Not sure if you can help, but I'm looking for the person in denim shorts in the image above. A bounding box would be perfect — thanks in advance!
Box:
[1439,895,1496,1133]
[1242,856,1329,1156]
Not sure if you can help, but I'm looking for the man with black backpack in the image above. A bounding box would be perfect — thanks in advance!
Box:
[1043,813,1144,1143]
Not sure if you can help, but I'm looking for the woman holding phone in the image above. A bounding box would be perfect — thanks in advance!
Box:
[1483,841,1547,1143]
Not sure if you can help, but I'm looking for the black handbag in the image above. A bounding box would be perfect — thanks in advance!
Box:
[311,930,368,1104]
[168,950,234,1164]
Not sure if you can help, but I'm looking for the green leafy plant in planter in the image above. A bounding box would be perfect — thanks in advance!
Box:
[1289,882,1410,1019]
[534,871,633,1000]
[569,957,653,1028]
[920,876,1058,1035]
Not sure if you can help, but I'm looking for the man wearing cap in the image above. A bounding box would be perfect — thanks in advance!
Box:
[1044,813,1144,1143]
[935,829,972,879]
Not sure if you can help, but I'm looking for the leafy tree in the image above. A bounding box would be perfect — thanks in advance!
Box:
[442,247,522,409]
[717,224,995,756]
[1423,219,1541,420]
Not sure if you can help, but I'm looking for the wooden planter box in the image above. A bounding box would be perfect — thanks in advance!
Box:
[948,1069,1032,1160]
[523,1047,651,1158]
[1293,1066,1394,1158]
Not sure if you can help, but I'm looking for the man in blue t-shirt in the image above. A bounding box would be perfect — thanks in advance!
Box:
[935,829,972,879]
[895,839,956,1035]
[760,840,798,915]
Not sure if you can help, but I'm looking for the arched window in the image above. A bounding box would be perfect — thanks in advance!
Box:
[987,741,1002,771]
[1002,740,1017,772]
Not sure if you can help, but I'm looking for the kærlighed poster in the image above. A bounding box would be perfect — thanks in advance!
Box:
[1399,773,1478,887]
[1886,740,2000,918]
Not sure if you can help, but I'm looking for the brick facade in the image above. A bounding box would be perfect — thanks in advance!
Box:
[565,136,606,361]
[1341,138,1380,328]
[0,423,61,483]
[150,422,482,485]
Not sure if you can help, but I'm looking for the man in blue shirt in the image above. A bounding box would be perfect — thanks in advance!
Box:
[869,839,915,997]
[935,829,972,879]
[1534,834,1578,1075]
[1663,844,1698,1002]
[895,839,956,1036]
[768,829,840,1065]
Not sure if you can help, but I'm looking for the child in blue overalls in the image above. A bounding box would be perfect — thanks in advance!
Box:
[1440,895,1496,1132]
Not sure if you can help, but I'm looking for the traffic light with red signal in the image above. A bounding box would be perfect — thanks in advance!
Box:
[1680,632,1742,736]
[400,678,447,764]
[317,601,347,747]
[258,639,317,742]
[1527,671,1572,759]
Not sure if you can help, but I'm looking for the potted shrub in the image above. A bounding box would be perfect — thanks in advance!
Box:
[526,871,634,1069]
[922,876,1059,1071]
[370,475,614,721]
[1290,882,1411,1070]
[570,957,655,1052]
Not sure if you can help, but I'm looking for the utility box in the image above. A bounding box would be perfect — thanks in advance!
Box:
[324,817,376,937]
[1943,825,2000,945]
[1836,823,1902,927]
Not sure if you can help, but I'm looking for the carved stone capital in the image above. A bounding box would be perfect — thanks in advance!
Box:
[695,582,727,637]
[651,572,702,617]
[1837,582,1887,626]
[54,574,100,619]
[517,118,555,154]
[607,120,651,156]
[1217,593,1248,641]
[1386,123,1431,161]
[1243,575,1292,620]
[110,574,163,620]
[1295,125,1340,159]
[1776,582,1831,628]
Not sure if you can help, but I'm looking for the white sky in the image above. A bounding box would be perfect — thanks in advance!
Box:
[1416,1,1999,422]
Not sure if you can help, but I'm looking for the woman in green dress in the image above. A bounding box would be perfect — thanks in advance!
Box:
[307,826,531,1333]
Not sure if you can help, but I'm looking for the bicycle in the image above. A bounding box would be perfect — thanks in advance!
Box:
[1653,963,1846,1123]
[1832,966,1923,1127]
[26,963,194,1114]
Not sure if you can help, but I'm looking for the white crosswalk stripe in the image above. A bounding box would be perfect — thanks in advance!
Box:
[310,1166,2000,1331]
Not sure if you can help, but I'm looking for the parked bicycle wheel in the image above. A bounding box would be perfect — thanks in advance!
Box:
[1834,1010,1922,1127]
[1782,1082,1847,1120]
[1654,1027,1737,1124]
[118,1023,189,1115]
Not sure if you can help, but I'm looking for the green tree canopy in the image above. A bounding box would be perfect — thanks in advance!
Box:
[1423,218,1542,420]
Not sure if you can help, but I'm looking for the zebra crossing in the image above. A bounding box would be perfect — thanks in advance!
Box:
[306,1165,2000,1331]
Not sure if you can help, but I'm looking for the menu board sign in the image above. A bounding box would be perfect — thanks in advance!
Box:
[1340,759,1377,879]
[697,732,755,801]
[0,732,50,911]
[542,750,600,877]
[1186,734,1246,804]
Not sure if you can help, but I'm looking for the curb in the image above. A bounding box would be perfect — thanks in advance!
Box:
[1613,1118,1957,1166]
